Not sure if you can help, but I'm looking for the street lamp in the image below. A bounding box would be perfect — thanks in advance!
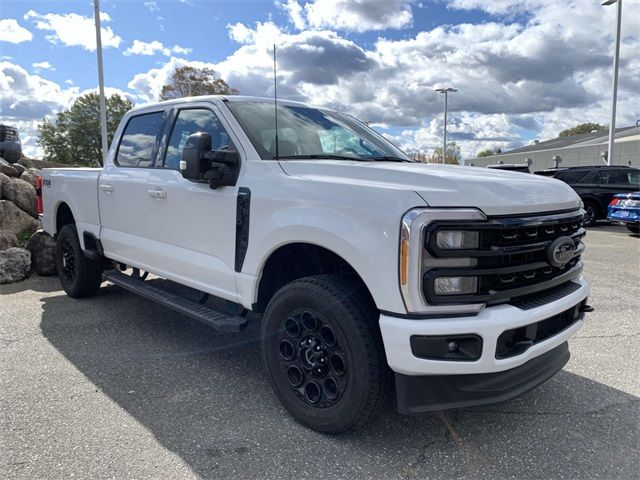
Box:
[603,0,623,166]
[93,0,108,166]
[435,87,457,164]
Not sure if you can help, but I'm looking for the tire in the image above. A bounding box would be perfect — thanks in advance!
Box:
[261,274,391,433]
[627,225,640,234]
[55,224,103,298]
[582,202,598,227]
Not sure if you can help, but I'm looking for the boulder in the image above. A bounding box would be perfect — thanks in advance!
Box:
[0,172,9,197]
[12,163,26,176]
[0,158,18,177]
[20,170,38,189]
[1,177,38,218]
[0,247,31,284]
[0,230,18,250]
[0,200,38,237]
[26,230,57,276]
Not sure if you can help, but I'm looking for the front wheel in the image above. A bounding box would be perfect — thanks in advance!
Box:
[582,202,598,227]
[56,224,103,298]
[261,275,390,433]
[627,224,640,234]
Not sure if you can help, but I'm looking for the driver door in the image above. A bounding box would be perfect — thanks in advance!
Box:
[143,104,241,301]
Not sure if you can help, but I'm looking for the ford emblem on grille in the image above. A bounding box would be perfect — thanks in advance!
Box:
[547,236,576,267]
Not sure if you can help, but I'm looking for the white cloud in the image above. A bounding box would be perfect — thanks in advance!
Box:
[0,18,33,43]
[144,1,159,12]
[24,10,121,51]
[281,0,306,30]
[282,0,414,32]
[0,61,81,157]
[124,39,192,57]
[32,61,55,71]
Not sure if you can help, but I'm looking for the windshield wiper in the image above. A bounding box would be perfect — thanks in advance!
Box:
[276,154,372,161]
[368,156,413,163]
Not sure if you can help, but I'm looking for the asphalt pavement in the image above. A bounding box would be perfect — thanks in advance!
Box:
[1,224,639,479]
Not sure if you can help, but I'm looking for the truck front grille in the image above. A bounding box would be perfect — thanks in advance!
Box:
[422,210,585,306]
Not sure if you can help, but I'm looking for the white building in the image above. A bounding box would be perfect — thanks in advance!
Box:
[468,125,640,171]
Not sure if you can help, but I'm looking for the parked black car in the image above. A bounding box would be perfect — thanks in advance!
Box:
[486,163,531,173]
[535,165,640,226]
[0,125,22,164]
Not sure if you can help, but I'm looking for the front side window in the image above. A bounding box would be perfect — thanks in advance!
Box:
[163,108,233,170]
[116,112,165,167]
[226,101,409,161]
[556,171,589,184]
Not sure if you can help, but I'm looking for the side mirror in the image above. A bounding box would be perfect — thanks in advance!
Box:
[180,132,240,189]
[180,132,211,181]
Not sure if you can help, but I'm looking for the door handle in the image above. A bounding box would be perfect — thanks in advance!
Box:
[147,189,167,199]
[99,184,114,193]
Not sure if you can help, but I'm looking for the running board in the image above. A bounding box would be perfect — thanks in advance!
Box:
[103,270,248,333]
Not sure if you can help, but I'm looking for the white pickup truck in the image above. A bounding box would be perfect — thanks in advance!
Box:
[41,95,591,433]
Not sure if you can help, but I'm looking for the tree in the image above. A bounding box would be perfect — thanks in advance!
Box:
[430,141,461,165]
[477,148,495,157]
[37,93,134,166]
[558,123,606,138]
[160,66,238,100]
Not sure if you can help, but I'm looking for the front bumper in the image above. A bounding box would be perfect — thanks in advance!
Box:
[379,275,589,376]
[395,341,570,414]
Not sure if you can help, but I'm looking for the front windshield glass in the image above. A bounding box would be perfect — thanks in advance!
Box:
[225,101,410,161]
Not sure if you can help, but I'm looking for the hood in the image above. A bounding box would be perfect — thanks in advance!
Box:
[278,160,582,216]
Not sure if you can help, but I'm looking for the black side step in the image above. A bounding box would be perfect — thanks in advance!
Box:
[103,270,248,333]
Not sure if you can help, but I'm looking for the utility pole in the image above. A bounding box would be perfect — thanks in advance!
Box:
[603,0,623,166]
[93,0,108,166]
[435,87,457,164]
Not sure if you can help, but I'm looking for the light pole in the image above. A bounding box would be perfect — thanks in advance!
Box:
[603,0,623,166]
[435,87,457,163]
[93,0,108,166]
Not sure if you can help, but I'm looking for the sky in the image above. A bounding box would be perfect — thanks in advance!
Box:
[0,0,638,160]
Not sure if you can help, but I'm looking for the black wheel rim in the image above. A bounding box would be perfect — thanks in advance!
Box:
[584,205,595,225]
[60,239,76,285]
[276,309,348,408]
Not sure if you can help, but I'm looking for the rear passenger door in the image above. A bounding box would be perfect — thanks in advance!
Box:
[99,109,167,267]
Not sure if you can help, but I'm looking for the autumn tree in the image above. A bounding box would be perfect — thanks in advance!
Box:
[37,93,134,166]
[558,123,606,137]
[160,66,238,100]
[430,141,461,165]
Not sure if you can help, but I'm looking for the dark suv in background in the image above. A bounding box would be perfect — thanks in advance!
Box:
[535,165,640,226]
[0,125,23,164]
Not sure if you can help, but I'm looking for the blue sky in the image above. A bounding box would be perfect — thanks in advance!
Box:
[1,0,638,159]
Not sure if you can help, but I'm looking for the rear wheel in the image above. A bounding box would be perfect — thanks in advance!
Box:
[261,275,390,433]
[56,224,103,298]
[627,224,640,234]
[582,202,598,227]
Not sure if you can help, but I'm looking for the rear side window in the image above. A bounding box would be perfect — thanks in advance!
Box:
[556,171,589,184]
[595,170,636,185]
[116,112,165,167]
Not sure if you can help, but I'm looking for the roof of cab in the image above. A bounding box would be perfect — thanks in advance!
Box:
[128,95,314,114]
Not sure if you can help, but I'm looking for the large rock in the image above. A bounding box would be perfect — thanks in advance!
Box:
[20,170,38,189]
[12,163,26,176]
[0,230,18,250]
[26,230,57,276]
[0,247,31,284]
[0,200,38,237]
[0,172,9,197]
[0,158,18,177]
[1,177,38,218]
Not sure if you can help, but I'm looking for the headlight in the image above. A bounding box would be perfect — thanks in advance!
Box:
[433,276,478,295]
[435,230,479,249]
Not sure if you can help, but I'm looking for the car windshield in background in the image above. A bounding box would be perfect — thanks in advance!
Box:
[226,101,410,162]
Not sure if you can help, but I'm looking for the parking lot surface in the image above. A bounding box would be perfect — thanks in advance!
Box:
[1,225,639,479]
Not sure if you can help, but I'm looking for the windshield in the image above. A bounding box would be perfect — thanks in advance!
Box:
[225,101,410,161]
